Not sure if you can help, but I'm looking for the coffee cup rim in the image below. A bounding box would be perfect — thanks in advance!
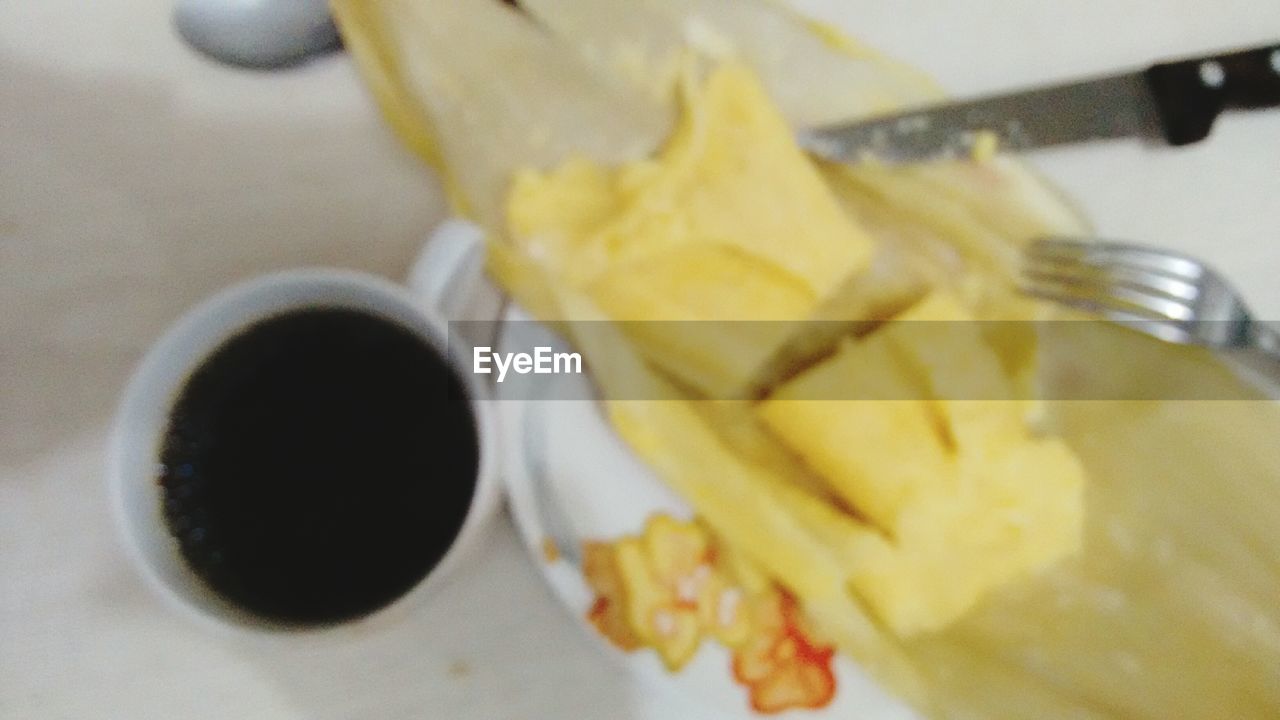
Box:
[107,267,500,641]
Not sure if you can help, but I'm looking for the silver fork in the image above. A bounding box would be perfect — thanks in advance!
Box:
[1021,237,1280,393]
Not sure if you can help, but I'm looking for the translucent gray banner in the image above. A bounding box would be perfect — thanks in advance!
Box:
[448,320,1280,401]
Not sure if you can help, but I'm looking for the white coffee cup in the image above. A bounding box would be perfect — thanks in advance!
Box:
[107,221,500,636]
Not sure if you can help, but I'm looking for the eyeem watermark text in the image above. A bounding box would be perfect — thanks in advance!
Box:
[474,346,583,383]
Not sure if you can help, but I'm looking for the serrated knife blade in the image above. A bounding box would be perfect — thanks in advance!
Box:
[801,42,1280,164]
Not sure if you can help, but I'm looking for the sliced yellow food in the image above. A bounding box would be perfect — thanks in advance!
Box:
[656,64,877,296]
[847,437,1086,636]
[588,244,813,398]
[689,400,831,499]
[759,292,1086,636]
[508,63,874,292]
[506,64,879,396]
[881,291,1026,456]
[758,334,954,531]
[549,284,920,683]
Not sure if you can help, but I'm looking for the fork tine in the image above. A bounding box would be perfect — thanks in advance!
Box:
[1023,254,1202,302]
[1030,238,1206,282]
[1018,283,1197,345]
[1020,270,1197,322]
[1024,238,1266,353]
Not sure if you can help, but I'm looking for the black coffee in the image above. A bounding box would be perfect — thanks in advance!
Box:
[158,307,478,626]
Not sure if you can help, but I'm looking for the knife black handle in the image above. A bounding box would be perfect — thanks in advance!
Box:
[1145,42,1280,146]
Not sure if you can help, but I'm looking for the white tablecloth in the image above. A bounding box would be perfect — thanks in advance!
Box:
[3,1,1278,718]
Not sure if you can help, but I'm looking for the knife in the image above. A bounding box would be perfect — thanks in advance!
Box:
[802,42,1280,164]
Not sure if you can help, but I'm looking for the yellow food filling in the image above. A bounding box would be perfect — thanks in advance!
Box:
[760,292,1085,636]
[506,64,878,397]
[338,1,1280,713]
[505,62,1087,640]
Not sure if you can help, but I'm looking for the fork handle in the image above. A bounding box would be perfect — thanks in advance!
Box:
[1145,42,1280,145]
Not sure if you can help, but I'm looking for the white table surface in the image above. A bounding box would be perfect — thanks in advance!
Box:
[3,1,1278,718]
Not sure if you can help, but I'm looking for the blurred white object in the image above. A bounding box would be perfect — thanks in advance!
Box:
[174,0,339,68]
